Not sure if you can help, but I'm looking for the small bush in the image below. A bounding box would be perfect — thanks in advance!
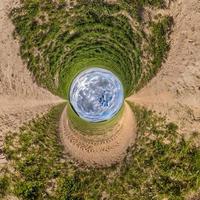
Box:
[0,175,9,198]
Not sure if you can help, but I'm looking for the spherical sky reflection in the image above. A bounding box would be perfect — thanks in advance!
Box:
[70,68,124,122]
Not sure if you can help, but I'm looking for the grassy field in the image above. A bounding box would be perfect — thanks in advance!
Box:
[11,0,172,98]
[1,103,200,200]
[9,0,173,137]
[2,1,198,199]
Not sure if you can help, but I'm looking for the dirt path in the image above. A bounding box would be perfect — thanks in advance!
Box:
[127,0,200,137]
[1,0,199,168]
[0,0,64,164]
[59,102,136,167]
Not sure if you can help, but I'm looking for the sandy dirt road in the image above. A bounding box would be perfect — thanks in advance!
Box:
[1,0,199,168]
[127,0,200,137]
[59,102,136,167]
[0,0,64,164]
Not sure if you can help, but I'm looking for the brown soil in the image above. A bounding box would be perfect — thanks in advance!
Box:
[127,0,200,138]
[0,0,199,170]
[59,102,136,167]
[0,0,64,164]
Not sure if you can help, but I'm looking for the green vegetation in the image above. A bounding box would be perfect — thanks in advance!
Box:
[2,1,198,199]
[2,103,200,200]
[137,15,173,90]
[11,0,172,98]
[0,174,9,198]
[2,104,66,200]
[10,0,173,141]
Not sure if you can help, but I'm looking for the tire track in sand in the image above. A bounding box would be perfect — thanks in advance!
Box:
[59,102,137,167]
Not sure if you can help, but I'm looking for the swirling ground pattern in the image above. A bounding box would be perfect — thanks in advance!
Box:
[2,0,200,200]
[10,0,172,136]
[11,0,172,98]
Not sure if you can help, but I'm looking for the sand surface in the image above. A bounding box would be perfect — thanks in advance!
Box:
[128,0,200,137]
[59,103,136,167]
[0,0,199,169]
[0,0,64,164]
